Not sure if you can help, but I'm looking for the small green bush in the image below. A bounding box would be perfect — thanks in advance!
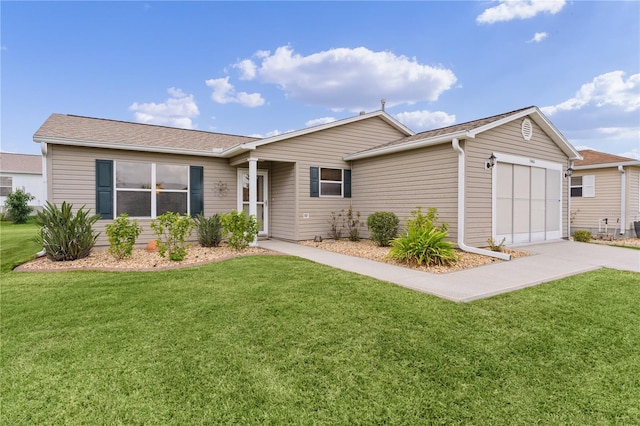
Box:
[150,212,194,261]
[389,207,457,266]
[367,211,399,246]
[4,189,35,224]
[194,213,223,247]
[573,230,592,243]
[105,214,142,260]
[345,206,362,242]
[35,201,100,261]
[221,210,258,250]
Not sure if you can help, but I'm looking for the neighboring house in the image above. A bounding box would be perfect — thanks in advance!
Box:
[33,106,581,256]
[571,149,640,238]
[0,152,44,212]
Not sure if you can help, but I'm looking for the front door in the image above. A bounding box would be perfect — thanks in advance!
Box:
[238,169,268,236]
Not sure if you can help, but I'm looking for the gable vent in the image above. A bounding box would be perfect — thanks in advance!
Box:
[521,118,533,141]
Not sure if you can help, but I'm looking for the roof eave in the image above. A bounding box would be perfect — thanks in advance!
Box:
[34,136,226,157]
[575,161,640,170]
[344,131,471,161]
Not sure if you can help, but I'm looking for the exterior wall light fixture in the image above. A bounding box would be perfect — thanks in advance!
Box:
[486,154,497,170]
[565,167,573,178]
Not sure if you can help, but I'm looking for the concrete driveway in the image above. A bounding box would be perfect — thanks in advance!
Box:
[259,240,640,302]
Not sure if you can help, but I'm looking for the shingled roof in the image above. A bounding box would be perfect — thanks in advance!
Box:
[575,149,638,167]
[34,114,260,154]
[345,106,580,160]
[0,152,42,174]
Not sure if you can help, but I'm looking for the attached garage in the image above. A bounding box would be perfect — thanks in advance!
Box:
[494,154,563,244]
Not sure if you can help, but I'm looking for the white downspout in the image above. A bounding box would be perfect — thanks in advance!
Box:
[452,138,511,261]
[567,160,574,239]
[619,165,626,236]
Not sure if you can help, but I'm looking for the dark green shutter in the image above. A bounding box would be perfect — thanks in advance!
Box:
[310,167,319,197]
[190,166,204,217]
[343,169,352,198]
[95,160,113,219]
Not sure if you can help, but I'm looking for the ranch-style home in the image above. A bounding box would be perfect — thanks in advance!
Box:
[570,149,640,238]
[33,106,581,258]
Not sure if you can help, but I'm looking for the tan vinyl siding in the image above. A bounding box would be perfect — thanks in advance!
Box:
[352,143,459,240]
[571,168,621,233]
[269,162,297,240]
[465,118,570,246]
[48,144,237,246]
[627,167,640,231]
[254,116,407,240]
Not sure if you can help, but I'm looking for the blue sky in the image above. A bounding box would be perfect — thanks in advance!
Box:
[2,1,639,158]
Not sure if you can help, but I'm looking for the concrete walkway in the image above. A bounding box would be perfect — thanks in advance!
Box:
[259,239,640,302]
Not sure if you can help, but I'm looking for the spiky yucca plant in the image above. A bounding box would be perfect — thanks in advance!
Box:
[35,201,100,261]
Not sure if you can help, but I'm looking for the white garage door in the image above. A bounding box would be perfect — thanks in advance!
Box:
[495,157,562,245]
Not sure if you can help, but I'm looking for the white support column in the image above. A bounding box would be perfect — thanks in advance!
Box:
[248,158,258,247]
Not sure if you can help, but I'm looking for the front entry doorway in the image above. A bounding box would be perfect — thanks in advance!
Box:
[238,169,268,236]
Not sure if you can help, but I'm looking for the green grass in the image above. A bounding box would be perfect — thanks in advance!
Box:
[2,222,640,424]
[0,219,41,272]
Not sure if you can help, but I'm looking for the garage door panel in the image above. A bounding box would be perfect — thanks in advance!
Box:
[494,159,562,245]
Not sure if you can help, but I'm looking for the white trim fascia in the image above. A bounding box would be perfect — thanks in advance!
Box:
[33,136,227,157]
[344,131,472,161]
[492,151,563,171]
[575,161,640,170]
[529,109,582,160]
[221,143,256,158]
[241,111,414,151]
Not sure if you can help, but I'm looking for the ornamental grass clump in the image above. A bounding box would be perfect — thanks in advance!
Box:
[150,212,194,261]
[105,214,142,260]
[194,213,223,247]
[35,201,100,261]
[367,211,399,247]
[389,207,458,266]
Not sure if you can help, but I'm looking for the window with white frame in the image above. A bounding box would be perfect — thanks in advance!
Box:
[0,177,12,196]
[115,161,189,217]
[320,168,343,196]
[571,175,595,198]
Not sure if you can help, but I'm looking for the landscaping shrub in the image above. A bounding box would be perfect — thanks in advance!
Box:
[194,213,223,247]
[4,189,35,224]
[487,237,506,252]
[35,201,100,261]
[328,210,344,240]
[150,212,194,261]
[573,230,592,243]
[389,207,457,266]
[345,206,362,241]
[367,211,399,246]
[105,214,142,260]
[221,210,258,250]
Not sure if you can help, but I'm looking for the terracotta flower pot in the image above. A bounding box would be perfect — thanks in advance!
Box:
[146,240,158,252]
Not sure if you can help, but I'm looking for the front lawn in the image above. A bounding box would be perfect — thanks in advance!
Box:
[2,223,640,424]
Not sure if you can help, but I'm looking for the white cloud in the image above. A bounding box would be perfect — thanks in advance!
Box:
[205,77,265,107]
[541,71,640,115]
[129,87,199,129]
[235,59,257,80]
[528,32,548,43]
[477,0,565,24]
[305,117,337,127]
[249,129,292,138]
[395,110,456,131]
[618,149,639,160]
[235,45,457,112]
